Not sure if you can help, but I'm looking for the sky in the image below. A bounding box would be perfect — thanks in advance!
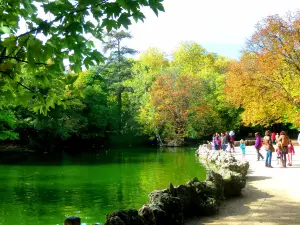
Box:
[126,0,300,59]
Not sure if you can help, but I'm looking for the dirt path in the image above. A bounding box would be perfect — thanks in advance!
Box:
[187,145,300,225]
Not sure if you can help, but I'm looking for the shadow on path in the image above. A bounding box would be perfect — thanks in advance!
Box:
[187,180,273,224]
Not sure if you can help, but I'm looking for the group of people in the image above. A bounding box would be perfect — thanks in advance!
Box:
[210,130,298,168]
[211,131,236,152]
[254,131,295,168]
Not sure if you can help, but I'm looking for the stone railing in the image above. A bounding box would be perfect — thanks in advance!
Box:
[65,146,249,225]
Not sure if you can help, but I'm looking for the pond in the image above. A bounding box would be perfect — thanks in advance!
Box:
[0,147,205,225]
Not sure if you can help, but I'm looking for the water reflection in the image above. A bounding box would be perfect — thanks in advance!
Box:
[0,147,205,225]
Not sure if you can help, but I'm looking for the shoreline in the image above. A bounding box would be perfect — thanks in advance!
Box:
[104,148,249,225]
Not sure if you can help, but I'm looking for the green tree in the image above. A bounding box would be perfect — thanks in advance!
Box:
[97,30,137,132]
[14,70,110,151]
[74,70,110,138]
[0,109,19,140]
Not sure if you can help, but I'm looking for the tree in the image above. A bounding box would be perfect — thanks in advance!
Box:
[172,42,240,131]
[0,0,165,113]
[14,70,110,151]
[125,48,169,134]
[225,12,300,128]
[139,71,212,144]
[98,30,137,132]
[172,42,210,75]
[74,70,110,138]
[0,109,19,140]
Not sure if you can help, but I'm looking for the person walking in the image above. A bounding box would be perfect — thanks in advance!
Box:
[263,130,274,168]
[287,139,295,166]
[277,131,289,168]
[212,134,216,150]
[225,131,231,152]
[240,139,246,161]
[221,133,227,151]
[214,133,220,150]
[255,132,264,161]
[229,131,236,152]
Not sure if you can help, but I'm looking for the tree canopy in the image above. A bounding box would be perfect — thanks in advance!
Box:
[225,12,300,128]
[6,2,297,147]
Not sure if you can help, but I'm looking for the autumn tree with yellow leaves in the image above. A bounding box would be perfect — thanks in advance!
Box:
[225,12,300,128]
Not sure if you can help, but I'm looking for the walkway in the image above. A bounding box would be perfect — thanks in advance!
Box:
[187,144,300,225]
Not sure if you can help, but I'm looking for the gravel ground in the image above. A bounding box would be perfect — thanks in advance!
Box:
[187,144,300,225]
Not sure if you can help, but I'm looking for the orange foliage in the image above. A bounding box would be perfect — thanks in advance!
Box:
[225,12,300,127]
[150,73,206,138]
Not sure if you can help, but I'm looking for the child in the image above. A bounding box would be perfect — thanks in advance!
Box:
[287,140,295,166]
[240,139,246,161]
[275,142,282,165]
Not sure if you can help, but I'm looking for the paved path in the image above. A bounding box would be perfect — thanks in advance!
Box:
[187,144,300,225]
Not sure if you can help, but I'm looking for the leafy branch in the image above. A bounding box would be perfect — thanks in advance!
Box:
[0,70,35,93]
[17,0,109,39]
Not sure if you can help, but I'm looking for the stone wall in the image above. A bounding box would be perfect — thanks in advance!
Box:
[196,147,249,198]
[104,146,249,225]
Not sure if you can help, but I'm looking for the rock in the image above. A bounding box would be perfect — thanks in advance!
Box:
[197,147,249,199]
[168,182,176,196]
[105,216,125,225]
[206,171,224,200]
[186,177,200,185]
[221,171,246,197]
[149,190,184,225]
[174,184,198,216]
[64,216,81,225]
[138,204,155,225]
[105,209,144,225]
[139,204,166,225]
[200,197,218,216]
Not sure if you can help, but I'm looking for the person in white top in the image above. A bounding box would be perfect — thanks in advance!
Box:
[298,133,300,145]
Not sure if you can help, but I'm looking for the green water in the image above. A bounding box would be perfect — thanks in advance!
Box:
[0,147,205,225]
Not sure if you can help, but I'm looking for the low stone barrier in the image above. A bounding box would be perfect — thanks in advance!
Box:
[66,146,249,225]
[196,147,249,198]
[105,178,220,225]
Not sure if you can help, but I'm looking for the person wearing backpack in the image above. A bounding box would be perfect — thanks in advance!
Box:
[277,131,289,168]
[255,132,264,161]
